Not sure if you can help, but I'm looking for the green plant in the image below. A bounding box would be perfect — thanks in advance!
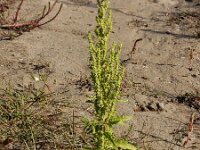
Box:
[0,72,86,149]
[0,73,63,149]
[85,0,137,149]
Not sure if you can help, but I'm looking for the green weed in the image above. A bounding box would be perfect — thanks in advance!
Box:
[0,77,54,149]
[85,0,137,149]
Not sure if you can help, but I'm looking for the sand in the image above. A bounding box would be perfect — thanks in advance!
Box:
[0,0,200,149]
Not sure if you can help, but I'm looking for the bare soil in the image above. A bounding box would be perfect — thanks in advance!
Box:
[0,0,200,149]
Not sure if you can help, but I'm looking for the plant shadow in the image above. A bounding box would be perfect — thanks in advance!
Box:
[141,29,200,39]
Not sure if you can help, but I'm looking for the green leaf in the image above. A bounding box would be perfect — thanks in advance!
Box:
[115,139,138,150]
[109,116,131,126]
[104,131,116,148]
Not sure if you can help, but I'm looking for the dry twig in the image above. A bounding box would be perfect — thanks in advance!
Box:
[183,113,195,148]
[129,38,143,58]
[121,38,143,65]
[0,0,63,31]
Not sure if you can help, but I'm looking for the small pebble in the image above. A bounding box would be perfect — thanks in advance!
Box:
[157,102,165,111]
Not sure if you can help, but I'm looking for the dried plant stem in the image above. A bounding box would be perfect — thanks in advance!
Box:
[0,0,63,31]
[13,0,24,23]
[183,113,195,148]
[129,38,143,58]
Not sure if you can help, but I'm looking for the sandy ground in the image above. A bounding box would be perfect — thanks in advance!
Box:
[0,0,200,149]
